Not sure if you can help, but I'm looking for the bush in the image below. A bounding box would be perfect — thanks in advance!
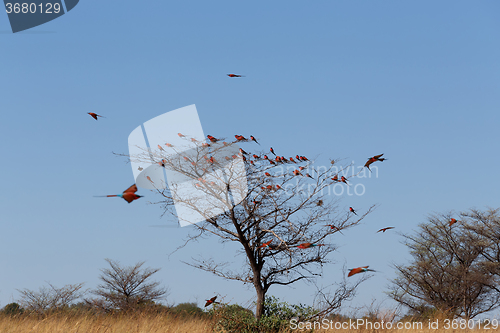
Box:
[2,303,24,316]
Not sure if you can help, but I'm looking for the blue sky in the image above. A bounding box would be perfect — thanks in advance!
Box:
[1,0,499,316]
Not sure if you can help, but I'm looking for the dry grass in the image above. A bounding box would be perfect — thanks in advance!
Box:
[2,312,500,333]
[0,313,212,333]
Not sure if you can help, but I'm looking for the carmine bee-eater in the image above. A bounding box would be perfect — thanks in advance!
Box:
[293,170,302,176]
[205,296,217,307]
[325,225,344,234]
[158,159,166,167]
[296,155,300,160]
[165,143,173,147]
[263,155,269,160]
[299,166,306,171]
[297,243,325,249]
[259,240,272,248]
[95,184,142,204]
[275,156,281,163]
[270,147,276,156]
[348,266,375,277]
[364,154,385,172]
[290,157,296,163]
[157,145,164,151]
[250,160,255,166]
[449,218,458,226]
[301,156,309,161]
[253,154,260,159]
[235,135,248,141]
[240,148,248,155]
[331,175,339,182]
[377,227,395,233]
[265,172,271,177]
[340,176,348,184]
[305,173,314,179]
[88,112,104,120]
[207,135,218,143]
[269,160,275,165]
[349,207,358,215]
[250,136,260,144]
[178,133,185,137]
[227,74,245,77]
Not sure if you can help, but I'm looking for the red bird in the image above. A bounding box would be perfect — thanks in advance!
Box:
[240,148,248,155]
[88,112,104,120]
[276,185,282,190]
[205,296,217,307]
[301,156,309,161]
[340,176,348,184]
[270,147,276,156]
[158,159,166,167]
[348,266,375,277]
[305,173,314,179]
[265,172,272,177]
[449,218,458,226]
[165,143,173,147]
[364,154,385,172]
[331,175,339,182]
[275,156,281,163]
[250,136,260,145]
[325,225,343,234]
[207,135,218,143]
[178,133,185,137]
[289,157,296,163]
[297,243,324,249]
[96,184,142,204]
[349,207,357,216]
[227,74,245,77]
[269,160,275,165]
[259,240,272,248]
[252,154,260,159]
[293,170,302,176]
[235,135,248,141]
[263,155,269,160]
[377,227,395,233]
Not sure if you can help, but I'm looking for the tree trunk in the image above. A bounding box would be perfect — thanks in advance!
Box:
[255,284,266,320]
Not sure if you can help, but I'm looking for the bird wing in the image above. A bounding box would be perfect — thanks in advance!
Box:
[373,154,384,159]
[123,184,138,194]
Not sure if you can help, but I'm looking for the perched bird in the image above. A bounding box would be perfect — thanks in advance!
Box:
[449,218,458,226]
[178,133,185,138]
[250,136,260,144]
[88,112,104,120]
[207,135,218,143]
[331,175,339,182]
[147,176,153,183]
[305,173,314,179]
[265,172,272,177]
[270,147,276,156]
[240,148,248,155]
[289,157,296,163]
[263,155,269,160]
[349,207,358,216]
[165,143,173,147]
[348,266,375,277]
[377,227,395,233]
[95,184,142,204]
[205,296,217,307]
[325,225,343,234]
[276,185,282,190]
[138,167,143,171]
[300,156,309,161]
[235,135,248,141]
[158,159,166,167]
[227,74,245,77]
[293,169,302,176]
[317,200,323,206]
[297,243,324,249]
[259,240,272,248]
[269,160,275,165]
[340,176,348,184]
[157,145,164,151]
[253,154,260,159]
[364,154,385,172]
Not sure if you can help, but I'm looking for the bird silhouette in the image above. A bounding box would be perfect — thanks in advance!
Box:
[349,207,358,215]
[297,243,324,249]
[88,112,104,120]
[250,136,260,144]
[377,227,395,233]
[364,154,385,171]
[95,184,142,203]
[348,266,375,277]
[227,74,245,77]
[205,296,217,307]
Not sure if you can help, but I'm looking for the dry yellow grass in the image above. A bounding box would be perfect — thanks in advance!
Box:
[2,312,500,333]
[0,313,212,333]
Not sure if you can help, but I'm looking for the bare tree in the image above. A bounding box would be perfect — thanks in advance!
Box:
[17,282,85,314]
[129,136,375,319]
[389,212,500,319]
[88,259,168,312]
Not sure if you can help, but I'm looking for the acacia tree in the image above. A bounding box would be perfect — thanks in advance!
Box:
[17,282,85,314]
[389,212,500,319]
[87,259,168,312]
[130,135,375,319]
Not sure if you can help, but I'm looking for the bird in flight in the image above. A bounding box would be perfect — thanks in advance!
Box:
[364,154,386,172]
[88,112,104,120]
[95,184,142,203]
[349,207,358,216]
[227,74,245,77]
[348,266,375,277]
[377,227,395,233]
[259,240,272,248]
[205,296,217,307]
[449,218,459,226]
[297,243,325,249]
